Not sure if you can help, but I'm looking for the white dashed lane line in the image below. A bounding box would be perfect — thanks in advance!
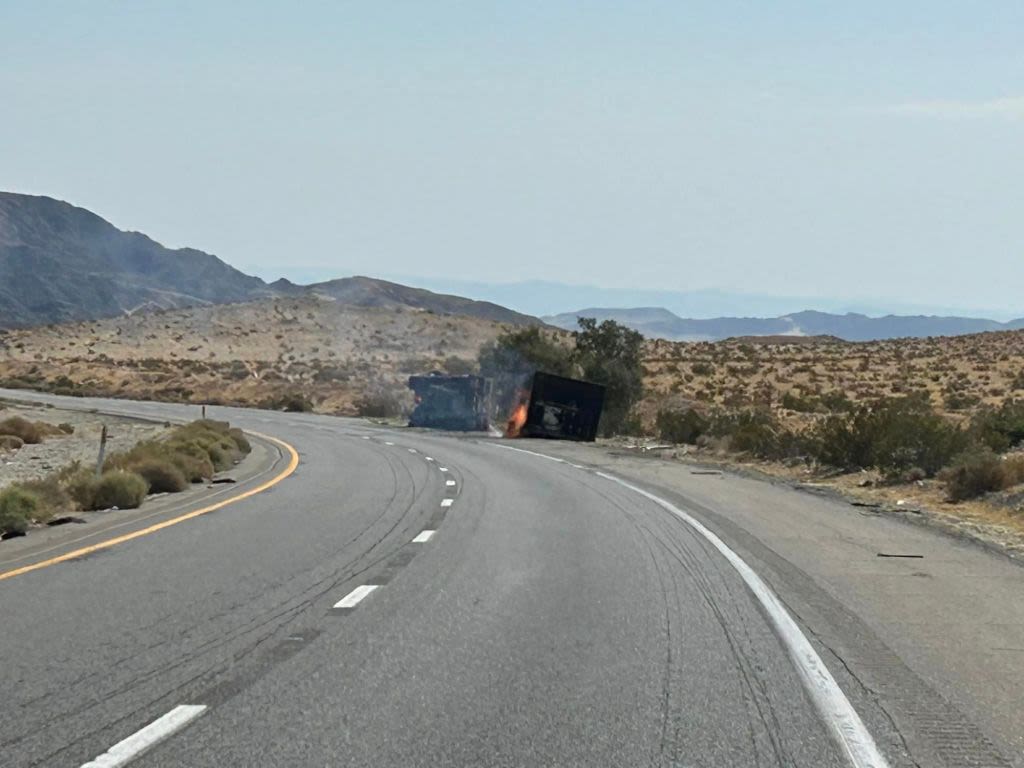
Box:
[425,457,434,462]
[439,467,449,472]
[412,530,436,543]
[441,498,454,507]
[333,584,380,609]
[445,479,456,487]
[81,704,208,768]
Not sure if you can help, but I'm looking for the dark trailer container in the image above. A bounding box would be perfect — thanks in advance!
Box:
[408,373,490,431]
[521,372,605,442]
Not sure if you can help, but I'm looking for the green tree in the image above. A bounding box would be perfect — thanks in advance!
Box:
[574,318,645,436]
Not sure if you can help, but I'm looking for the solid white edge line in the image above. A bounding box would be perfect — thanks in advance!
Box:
[81,704,208,768]
[445,479,456,486]
[440,498,454,507]
[334,584,380,609]
[490,442,888,768]
[413,530,435,543]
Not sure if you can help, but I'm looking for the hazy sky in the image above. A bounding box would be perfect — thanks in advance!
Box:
[3,1,1022,315]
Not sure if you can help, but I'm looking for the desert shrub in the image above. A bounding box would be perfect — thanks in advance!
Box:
[944,391,981,411]
[282,394,313,412]
[709,409,807,460]
[260,392,313,412]
[172,421,241,471]
[939,450,1024,501]
[15,477,71,522]
[656,408,708,444]
[127,458,188,494]
[781,392,820,413]
[971,400,1024,452]
[691,362,714,376]
[819,391,855,413]
[64,469,100,510]
[617,412,647,437]
[355,390,403,419]
[162,440,216,481]
[89,470,148,510]
[0,416,42,444]
[58,422,75,434]
[0,487,42,534]
[811,396,967,477]
[0,435,24,452]
[227,427,251,454]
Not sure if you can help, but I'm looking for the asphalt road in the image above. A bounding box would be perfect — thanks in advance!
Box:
[1,391,1020,768]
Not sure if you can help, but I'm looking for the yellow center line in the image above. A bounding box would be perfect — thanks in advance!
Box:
[0,431,300,583]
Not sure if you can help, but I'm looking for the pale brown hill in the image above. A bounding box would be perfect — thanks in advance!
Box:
[0,295,532,414]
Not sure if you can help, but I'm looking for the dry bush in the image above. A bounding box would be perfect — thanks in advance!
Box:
[89,470,148,510]
[940,451,1024,502]
[0,487,41,535]
[0,435,24,452]
[0,416,43,444]
[128,458,188,494]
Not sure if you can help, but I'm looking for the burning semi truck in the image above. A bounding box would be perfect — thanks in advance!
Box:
[408,373,491,431]
[506,372,605,442]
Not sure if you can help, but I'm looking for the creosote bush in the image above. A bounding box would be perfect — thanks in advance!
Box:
[0,487,41,535]
[656,408,708,445]
[811,395,967,478]
[90,470,148,510]
[939,450,1024,502]
[0,416,43,444]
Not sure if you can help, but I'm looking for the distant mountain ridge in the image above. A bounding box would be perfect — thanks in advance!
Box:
[545,307,1024,342]
[0,192,535,328]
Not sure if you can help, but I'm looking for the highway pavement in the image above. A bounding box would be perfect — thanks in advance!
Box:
[0,391,1020,767]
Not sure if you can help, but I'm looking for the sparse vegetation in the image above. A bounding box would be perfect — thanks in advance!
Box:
[0,416,44,444]
[655,408,708,445]
[0,486,41,535]
[0,418,252,534]
[940,450,1024,502]
[810,396,967,478]
[89,470,148,510]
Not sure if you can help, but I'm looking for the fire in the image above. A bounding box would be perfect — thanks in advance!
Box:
[505,392,529,438]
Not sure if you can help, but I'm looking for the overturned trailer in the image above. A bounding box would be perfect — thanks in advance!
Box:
[408,373,490,431]
[512,372,605,442]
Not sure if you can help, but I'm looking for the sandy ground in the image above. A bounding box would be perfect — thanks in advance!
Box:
[0,398,166,488]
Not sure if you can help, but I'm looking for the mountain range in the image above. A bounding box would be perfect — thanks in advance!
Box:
[0,192,534,329]
[543,307,1024,343]
[3,191,1022,342]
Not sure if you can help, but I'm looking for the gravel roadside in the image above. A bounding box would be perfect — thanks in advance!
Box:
[0,398,167,488]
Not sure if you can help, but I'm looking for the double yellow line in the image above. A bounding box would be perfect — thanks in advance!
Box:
[0,431,299,583]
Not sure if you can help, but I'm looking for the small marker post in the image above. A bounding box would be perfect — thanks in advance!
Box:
[95,424,108,477]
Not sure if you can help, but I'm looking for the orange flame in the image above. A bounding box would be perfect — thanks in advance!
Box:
[505,391,529,438]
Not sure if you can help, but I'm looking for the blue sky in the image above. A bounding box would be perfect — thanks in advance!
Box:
[2,1,1022,316]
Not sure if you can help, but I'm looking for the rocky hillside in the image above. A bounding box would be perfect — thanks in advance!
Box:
[0,192,271,327]
[0,193,537,329]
